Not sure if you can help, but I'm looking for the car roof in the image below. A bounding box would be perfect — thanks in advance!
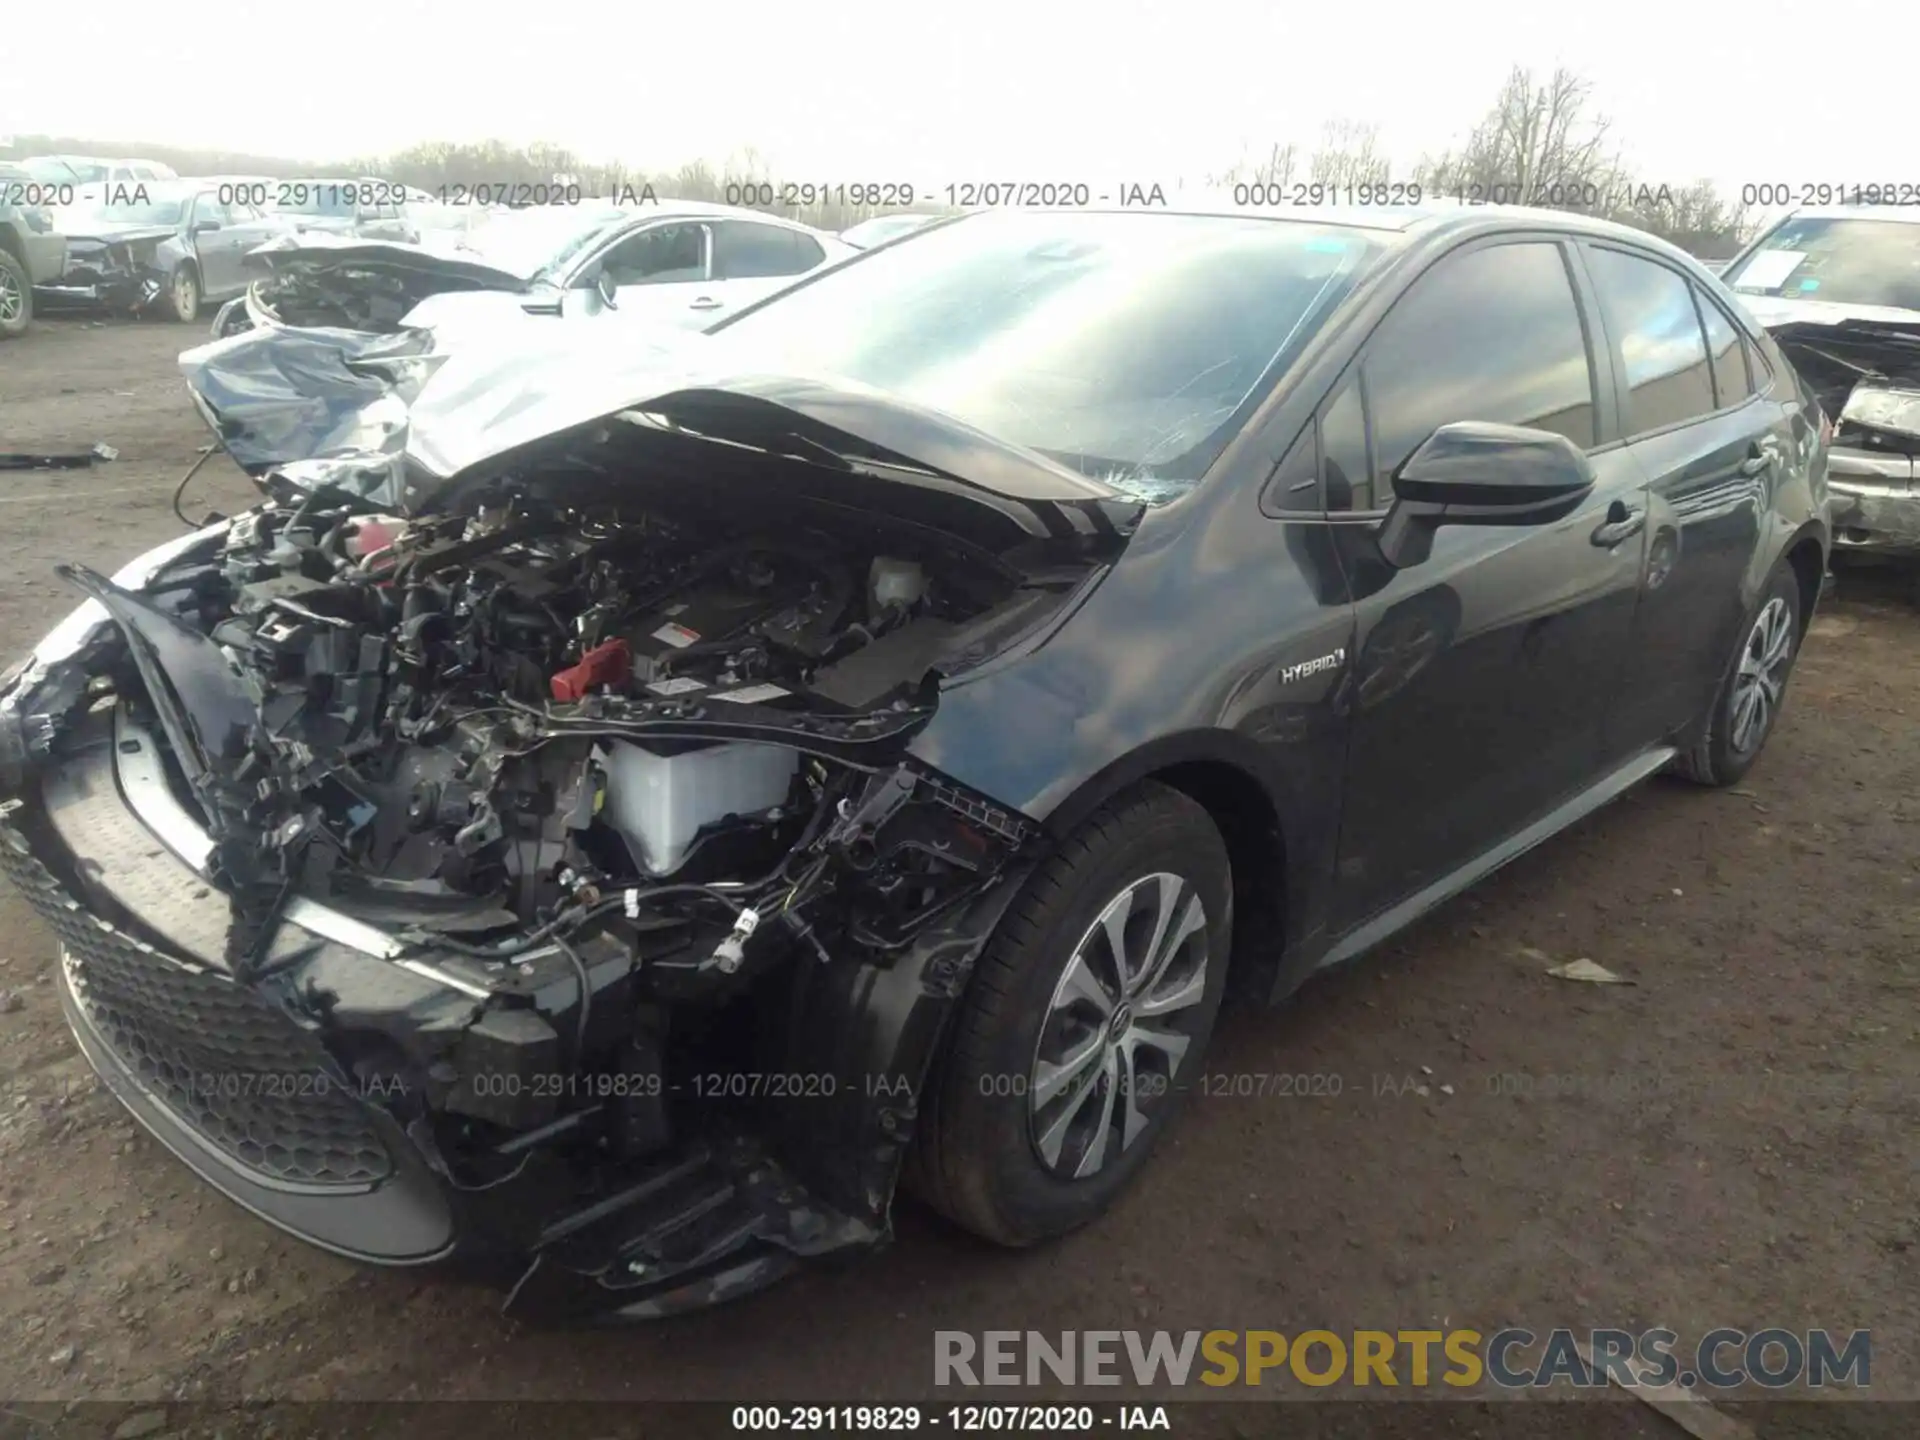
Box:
[1766,205,1920,226]
[600,198,843,235]
[941,201,1710,256]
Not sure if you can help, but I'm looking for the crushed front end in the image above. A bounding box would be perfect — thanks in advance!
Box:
[34,230,182,315]
[0,430,1116,1316]
[1769,318,1920,555]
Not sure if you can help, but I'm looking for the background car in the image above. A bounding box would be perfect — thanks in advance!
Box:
[1721,207,1920,567]
[238,201,860,341]
[0,160,68,337]
[264,176,418,243]
[20,155,178,188]
[38,180,289,321]
[838,212,944,248]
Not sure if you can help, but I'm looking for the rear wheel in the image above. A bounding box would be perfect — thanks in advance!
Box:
[1671,561,1802,786]
[0,248,31,339]
[910,782,1232,1246]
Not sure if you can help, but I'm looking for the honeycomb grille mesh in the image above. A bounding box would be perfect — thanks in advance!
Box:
[0,820,392,1188]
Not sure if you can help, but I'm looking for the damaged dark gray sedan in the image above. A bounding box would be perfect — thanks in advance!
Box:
[0,206,1830,1321]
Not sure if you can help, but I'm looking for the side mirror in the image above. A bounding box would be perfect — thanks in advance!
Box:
[594,269,619,309]
[1377,421,1596,570]
[192,219,221,235]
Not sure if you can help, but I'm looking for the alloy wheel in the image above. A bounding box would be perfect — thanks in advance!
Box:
[1028,872,1210,1180]
[173,270,198,319]
[1730,596,1793,754]
[0,268,22,325]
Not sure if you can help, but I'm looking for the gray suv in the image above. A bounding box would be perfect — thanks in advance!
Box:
[0,162,69,338]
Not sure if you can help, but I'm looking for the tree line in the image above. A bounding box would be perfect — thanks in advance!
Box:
[1212,68,1752,258]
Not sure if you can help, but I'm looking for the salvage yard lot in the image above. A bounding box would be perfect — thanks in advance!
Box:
[1,318,1917,1430]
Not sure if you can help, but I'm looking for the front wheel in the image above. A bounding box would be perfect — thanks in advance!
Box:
[1671,561,1803,786]
[0,248,31,339]
[163,265,200,323]
[910,782,1233,1247]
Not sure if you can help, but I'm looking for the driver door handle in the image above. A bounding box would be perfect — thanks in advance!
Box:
[1590,499,1646,549]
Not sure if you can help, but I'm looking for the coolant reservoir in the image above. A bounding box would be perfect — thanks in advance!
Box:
[601,741,799,876]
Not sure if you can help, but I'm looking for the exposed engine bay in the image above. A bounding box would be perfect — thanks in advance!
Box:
[0,318,1148,1316]
[1772,320,1920,457]
[0,441,1115,1313]
[44,480,1076,973]
[43,228,185,315]
[211,237,532,337]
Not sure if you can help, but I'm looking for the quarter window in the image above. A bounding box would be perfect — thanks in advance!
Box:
[1364,241,1596,503]
[1585,247,1716,434]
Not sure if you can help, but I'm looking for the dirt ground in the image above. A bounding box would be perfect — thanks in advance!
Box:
[0,317,1916,1436]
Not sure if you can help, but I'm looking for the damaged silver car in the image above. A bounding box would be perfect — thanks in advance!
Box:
[1724,207,1920,565]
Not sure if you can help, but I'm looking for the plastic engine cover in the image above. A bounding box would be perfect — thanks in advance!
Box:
[601,741,799,876]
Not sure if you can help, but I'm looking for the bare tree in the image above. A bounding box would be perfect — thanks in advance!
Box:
[1308,120,1390,187]
[1608,178,1755,257]
[1210,141,1300,190]
[1415,66,1623,208]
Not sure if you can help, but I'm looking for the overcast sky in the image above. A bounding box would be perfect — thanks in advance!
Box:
[3,0,1906,198]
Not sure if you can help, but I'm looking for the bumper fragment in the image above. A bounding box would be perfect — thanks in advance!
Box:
[1827,447,1920,554]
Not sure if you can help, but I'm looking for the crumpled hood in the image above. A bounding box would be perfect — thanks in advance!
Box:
[179,322,1132,534]
[57,222,177,247]
[242,231,535,293]
[1739,293,1920,332]
[1741,294,1920,454]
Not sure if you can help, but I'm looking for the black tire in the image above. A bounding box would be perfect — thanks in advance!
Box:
[163,265,200,323]
[1671,560,1803,786]
[910,781,1232,1247]
[0,247,31,339]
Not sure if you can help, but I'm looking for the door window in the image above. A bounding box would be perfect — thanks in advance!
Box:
[599,223,709,285]
[195,196,232,227]
[713,221,815,279]
[1693,285,1753,407]
[1363,241,1597,504]
[1585,247,1716,435]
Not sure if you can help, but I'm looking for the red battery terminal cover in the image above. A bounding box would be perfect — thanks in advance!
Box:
[550,638,633,701]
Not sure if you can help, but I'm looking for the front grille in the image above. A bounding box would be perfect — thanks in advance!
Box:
[0,820,392,1189]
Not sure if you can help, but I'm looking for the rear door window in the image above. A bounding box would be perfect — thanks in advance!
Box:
[1363,240,1597,503]
[1584,246,1717,435]
[713,222,815,279]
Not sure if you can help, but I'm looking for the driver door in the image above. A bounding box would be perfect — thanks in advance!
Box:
[572,221,714,329]
[187,193,240,296]
[1323,237,1648,934]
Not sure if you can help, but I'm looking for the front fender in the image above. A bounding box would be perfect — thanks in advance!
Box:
[772,865,1034,1225]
